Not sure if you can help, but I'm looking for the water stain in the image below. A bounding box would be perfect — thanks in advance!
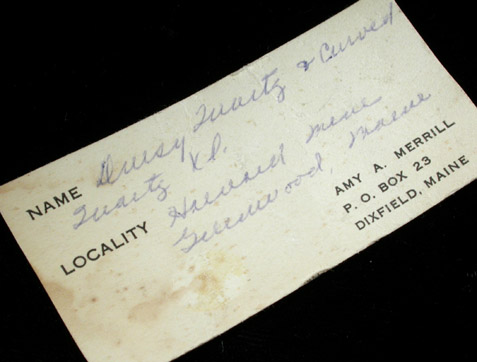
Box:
[127,298,163,323]
[44,282,75,310]
[127,285,184,324]
[42,281,80,327]
[126,250,247,323]
[190,250,247,311]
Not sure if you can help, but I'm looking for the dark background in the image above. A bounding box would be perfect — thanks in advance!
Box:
[1,1,475,361]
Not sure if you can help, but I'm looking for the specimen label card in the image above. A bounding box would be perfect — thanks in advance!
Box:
[1,0,476,361]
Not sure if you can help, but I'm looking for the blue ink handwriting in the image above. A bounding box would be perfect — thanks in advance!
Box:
[74,172,169,229]
[173,189,279,253]
[306,95,382,144]
[168,143,286,228]
[349,92,431,148]
[297,2,393,71]
[192,68,286,133]
[97,137,185,187]
[284,152,325,193]
[297,57,315,72]
[189,132,226,172]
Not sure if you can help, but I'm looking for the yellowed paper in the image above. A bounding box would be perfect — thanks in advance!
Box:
[1,0,476,361]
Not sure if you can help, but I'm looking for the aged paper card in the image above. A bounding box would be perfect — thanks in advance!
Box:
[1,0,476,361]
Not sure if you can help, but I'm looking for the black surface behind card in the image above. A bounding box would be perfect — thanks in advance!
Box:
[1,1,475,361]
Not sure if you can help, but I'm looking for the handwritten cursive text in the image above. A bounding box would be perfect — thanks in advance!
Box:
[192,68,286,133]
[349,92,432,148]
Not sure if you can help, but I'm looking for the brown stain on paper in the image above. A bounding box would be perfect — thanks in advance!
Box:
[127,298,164,323]
[189,250,247,311]
[127,250,247,324]
[42,281,84,331]
[45,282,75,311]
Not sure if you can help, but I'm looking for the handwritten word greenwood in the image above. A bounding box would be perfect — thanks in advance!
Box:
[173,189,279,253]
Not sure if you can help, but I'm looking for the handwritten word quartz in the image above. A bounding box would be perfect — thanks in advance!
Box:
[192,68,286,133]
